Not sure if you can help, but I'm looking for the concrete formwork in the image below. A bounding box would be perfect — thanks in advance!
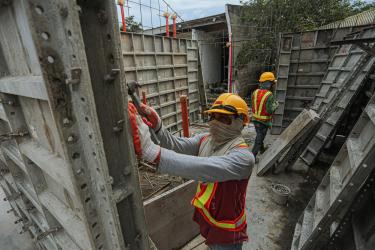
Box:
[272,25,372,134]
[0,1,149,249]
[121,33,204,132]
[300,28,375,166]
[291,75,375,250]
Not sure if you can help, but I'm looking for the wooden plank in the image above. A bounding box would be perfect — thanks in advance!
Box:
[144,180,200,250]
[0,76,47,100]
[257,109,320,176]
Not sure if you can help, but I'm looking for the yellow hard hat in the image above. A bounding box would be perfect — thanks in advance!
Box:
[205,93,249,124]
[259,72,276,83]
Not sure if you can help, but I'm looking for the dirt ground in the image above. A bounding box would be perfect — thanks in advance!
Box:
[244,128,325,250]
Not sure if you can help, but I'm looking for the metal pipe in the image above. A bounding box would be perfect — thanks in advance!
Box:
[228,33,233,92]
[172,14,177,38]
[118,0,126,32]
[180,95,189,137]
[163,12,170,37]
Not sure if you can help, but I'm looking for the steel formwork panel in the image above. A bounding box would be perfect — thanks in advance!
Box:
[272,26,368,134]
[121,33,202,132]
[300,27,375,166]
[291,67,375,250]
[0,1,149,249]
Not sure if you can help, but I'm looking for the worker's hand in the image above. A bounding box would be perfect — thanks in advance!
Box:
[140,104,162,132]
[128,103,161,163]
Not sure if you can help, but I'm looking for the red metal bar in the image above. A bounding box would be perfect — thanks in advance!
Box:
[228,34,233,92]
[172,14,177,38]
[164,12,170,37]
[119,2,126,32]
[180,95,189,137]
[142,91,147,105]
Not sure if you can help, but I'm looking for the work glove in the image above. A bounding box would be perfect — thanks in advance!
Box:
[128,103,161,163]
[140,104,162,132]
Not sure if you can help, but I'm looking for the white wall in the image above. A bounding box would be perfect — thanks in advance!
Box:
[192,29,222,85]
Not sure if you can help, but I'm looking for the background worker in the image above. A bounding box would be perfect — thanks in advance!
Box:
[128,93,255,250]
[251,72,279,158]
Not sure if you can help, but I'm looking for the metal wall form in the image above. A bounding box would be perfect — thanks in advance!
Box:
[272,26,369,134]
[121,33,202,132]
[0,1,149,249]
[300,28,375,166]
[291,76,375,250]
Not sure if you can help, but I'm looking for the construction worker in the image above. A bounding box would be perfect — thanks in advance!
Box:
[251,72,279,158]
[128,93,255,250]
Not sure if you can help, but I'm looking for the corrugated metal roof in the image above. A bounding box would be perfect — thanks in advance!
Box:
[320,8,375,30]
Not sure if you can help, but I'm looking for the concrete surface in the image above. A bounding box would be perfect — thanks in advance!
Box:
[243,129,320,250]
[0,188,35,250]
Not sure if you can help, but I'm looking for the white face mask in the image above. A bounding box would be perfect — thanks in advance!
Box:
[208,118,243,146]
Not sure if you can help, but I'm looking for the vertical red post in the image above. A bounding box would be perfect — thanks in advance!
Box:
[172,14,177,38]
[142,91,147,105]
[118,0,126,32]
[163,12,170,37]
[228,34,233,92]
[180,95,189,137]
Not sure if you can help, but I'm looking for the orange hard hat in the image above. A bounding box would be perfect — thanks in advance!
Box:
[205,93,249,124]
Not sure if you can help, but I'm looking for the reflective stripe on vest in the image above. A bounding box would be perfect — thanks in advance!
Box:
[252,89,272,121]
[192,182,247,231]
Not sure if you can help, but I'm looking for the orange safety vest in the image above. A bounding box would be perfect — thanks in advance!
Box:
[191,135,249,235]
[251,89,272,122]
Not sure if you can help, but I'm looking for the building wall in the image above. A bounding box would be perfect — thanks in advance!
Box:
[192,29,222,85]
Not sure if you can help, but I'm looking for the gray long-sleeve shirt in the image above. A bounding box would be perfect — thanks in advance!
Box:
[156,127,255,183]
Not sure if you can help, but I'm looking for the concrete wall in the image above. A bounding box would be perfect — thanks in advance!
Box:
[193,29,222,85]
[226,4,259,96]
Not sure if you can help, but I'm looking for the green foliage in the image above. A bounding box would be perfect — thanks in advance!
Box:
[120,16,142,33]
[236,0,374,69]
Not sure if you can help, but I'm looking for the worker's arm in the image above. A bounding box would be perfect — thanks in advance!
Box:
[266,94,279,114]
[128,105,254,181]
[138,103,205,155]
[156,127,207,156]
[158,147,254,182]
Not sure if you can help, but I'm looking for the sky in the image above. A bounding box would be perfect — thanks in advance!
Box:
[117,0,241,30]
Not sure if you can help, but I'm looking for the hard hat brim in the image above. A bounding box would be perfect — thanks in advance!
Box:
[204,108,236,115]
